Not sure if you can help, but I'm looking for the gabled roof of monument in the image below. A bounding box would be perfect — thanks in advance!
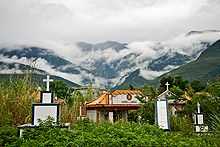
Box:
[157,89,176,99]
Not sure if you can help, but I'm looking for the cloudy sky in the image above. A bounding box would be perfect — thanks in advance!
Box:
[0,0,220,44]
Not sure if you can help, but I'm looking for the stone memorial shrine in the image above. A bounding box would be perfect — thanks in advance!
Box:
[155,82,171,130]
[17,75,69,137]
[193,102,208,133]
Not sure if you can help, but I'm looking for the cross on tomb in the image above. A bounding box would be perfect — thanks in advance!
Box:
[43,75,53,91]
[197,102,201,113]
[165,82,170,91]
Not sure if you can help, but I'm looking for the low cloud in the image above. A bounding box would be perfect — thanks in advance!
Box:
[0,0,220,43]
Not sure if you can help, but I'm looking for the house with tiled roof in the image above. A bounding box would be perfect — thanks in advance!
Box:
[81,89,145,122]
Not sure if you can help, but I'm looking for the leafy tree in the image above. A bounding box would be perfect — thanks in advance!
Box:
[170,85,184,98]
[128,86,156,124]
[173,76,188,90]
[142,85,158,100]
[191,80,206,92]
[50,80,71,100]
[207,81,220,97]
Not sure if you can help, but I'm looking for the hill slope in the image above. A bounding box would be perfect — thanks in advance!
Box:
[0,73,80,87]
[158,40,220,83]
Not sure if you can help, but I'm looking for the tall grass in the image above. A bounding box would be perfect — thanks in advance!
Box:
[0,74,36,126]
[170,115,193,134]
[61,87,95,123]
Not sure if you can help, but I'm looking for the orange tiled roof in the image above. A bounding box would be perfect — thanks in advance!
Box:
[86,93,109,105]
[111,89,142,96]
[86,90,142,106]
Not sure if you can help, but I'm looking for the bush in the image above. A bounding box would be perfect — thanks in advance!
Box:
[0,126,18,146]
[170,116,193,134]
[3,120,219,146]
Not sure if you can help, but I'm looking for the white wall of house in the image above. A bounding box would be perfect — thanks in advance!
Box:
[112,94,140,104]
[87,110,97,122]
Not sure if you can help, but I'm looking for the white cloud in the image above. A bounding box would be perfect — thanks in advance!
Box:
[0,0,220,87]
[164,31,220,55]
[0,0,219,43]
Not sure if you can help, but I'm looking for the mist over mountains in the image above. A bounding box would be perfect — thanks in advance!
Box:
[0,30,220,88]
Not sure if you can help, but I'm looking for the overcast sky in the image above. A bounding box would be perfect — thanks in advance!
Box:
[0,0,220,44]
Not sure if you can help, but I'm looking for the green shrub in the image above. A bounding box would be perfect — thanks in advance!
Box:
[4,120,219,146]
[0,126,18,146]
[170,116,193,134]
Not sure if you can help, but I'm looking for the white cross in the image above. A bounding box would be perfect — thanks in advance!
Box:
[197,102,201,113]
[43,75,53,91]
[165,82,170,91]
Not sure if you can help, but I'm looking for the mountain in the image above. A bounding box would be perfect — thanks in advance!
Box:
[0,47,93,85]
[116,31,220,88]
[0,60,80,87]
[0,30,220,88]
[113,69,156,89]
[0,61,45,75]
[148,52,192,71]
[157,40,220,83]
[77,41,128,52]
[119,39,220,88]
[0,73,80,87]
[0,47,88,74]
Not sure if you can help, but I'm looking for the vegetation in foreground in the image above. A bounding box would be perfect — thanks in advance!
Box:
[1,74,220,146]
[0,119,219,147]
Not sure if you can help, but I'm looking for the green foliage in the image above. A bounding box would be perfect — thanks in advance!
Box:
[142,85,158,100]
[61,85,95,123]
[128,100,155,124]
[128,85,156,124]
[51,80,72,99]
[3,120,220,146]
[173,76,189,90]
[209,114,220,133]
[170,85,184,98]
[170,116,193,134]
[207,81,220,97]
[191,80,206,92]
[0,126,18,146]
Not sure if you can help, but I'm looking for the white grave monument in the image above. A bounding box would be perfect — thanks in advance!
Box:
[155,82,170,130]
[18,75,69,137]
[32,75,59,126]
[194,102,208,132]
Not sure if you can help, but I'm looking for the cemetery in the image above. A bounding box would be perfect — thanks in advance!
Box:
[0,74,220,146]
